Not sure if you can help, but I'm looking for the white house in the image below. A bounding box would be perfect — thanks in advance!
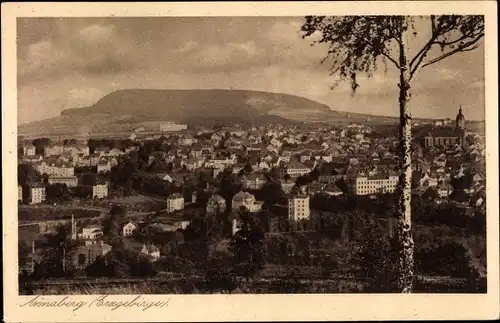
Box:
[166,193,185,213]
[78,226,103,241]
[122,221,138,237]
[141,244,161,262]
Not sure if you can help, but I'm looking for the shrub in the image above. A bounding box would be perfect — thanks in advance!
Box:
[415,241,479,279]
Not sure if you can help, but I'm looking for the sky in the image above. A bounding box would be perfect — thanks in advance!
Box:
[17,17,485,125]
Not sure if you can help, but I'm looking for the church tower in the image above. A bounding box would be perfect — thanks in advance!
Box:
[456,106,466,130]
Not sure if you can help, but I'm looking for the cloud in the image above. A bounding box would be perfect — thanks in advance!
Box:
[182,41,260,72]
[178,40,199,53]
[18,22,140,84]
[68,87,107,105]
[267,20,303,42]
[16,17,485,124]
[79,24,115,41]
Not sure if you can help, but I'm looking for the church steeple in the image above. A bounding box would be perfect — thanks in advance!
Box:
[456,105,465,130]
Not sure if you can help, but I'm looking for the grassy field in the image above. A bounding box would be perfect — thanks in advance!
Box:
[18,205,103,222]
[91,195,168,213]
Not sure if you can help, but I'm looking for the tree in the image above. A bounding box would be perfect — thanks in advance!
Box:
[358,234,400,292]
[259,181,283,207]
[45,183,71,203]
[219,171,242,205]
[18,164,41,186]
[231,209,265,279]
[301,15,484,292]
[415,242,479,279]
[102,205,127,238]
[32,137,51,155]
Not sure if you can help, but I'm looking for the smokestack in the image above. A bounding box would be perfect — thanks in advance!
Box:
[31,241,35,273]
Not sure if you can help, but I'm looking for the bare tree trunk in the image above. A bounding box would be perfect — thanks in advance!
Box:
[396,33,415,293]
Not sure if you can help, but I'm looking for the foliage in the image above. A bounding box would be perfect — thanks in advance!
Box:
[32,138,51,155]
[258,180,284,207]
[18,164,41,186]
[357,233,400,292]
[230,209,265,279]
[205,251,237,292]
[415,241,480,278]
[218,170,243,205]
[45,183,71,203]
[86,250,157,278]
[102,205,127,238]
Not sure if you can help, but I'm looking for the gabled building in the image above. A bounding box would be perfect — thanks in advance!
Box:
[323,183,343,196]
[232,191,263,213]
[166,193,184,213]
[205,194,226,216]
[286,160,312,179]
[123,221,138,237]
[44,144,64,157]
[242,173,267,190]
[72,242,112,269]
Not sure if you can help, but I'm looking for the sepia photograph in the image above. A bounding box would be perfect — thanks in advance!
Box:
[2,1,499,322]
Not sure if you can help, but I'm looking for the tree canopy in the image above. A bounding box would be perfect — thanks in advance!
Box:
[301,16,484,91]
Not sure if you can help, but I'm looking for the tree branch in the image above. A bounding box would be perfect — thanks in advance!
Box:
[420,33,483,69]
[380,51,401,69]
[351,31,401,69]
[409,18,484,81]
[409,16,442,74]
[409,41,434,80]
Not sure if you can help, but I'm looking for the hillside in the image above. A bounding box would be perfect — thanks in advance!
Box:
[19,89,405,137]
[60,89,333,120]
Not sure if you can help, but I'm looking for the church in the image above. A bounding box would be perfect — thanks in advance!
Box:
[421,107,467,148]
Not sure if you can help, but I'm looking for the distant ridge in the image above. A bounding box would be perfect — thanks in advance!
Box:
[19,88,435,137]
[60,89,333,120]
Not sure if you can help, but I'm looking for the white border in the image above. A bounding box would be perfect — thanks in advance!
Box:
[2,2,499,322]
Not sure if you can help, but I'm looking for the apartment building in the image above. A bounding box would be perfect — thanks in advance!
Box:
[166,193,185,213]
[288,194,310,221]
[48,176,79,187]
[346,171,399,195]
[29,185,46,204]
[92,183,108,199]
[23,144,36,156]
